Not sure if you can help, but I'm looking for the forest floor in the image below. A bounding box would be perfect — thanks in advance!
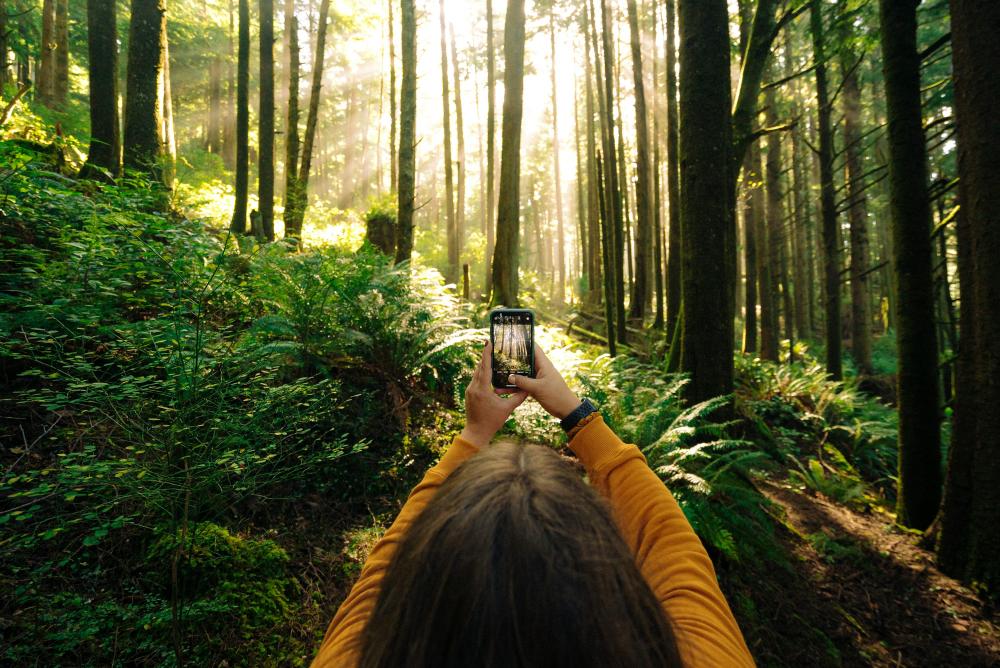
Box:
[739,477,1000,667]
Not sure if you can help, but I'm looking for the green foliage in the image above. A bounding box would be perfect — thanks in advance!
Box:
[789,456,867,508]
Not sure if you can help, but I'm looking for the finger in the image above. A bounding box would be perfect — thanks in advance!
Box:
[477,341,492,388]
[509,373,539,392]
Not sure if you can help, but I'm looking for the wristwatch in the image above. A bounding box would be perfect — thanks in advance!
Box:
[560,398,598,433]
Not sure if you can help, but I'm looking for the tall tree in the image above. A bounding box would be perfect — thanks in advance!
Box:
[841,26,872,374]
[548,11,565,304]
[229,0,250,233]
[450,24,466,272]
[937,0,1000,593]
[53,0,67,107]
[394,0,417,263]
[599,0,625,343]
[582,9,602,306]
[123,0,165,175]
[159,18,176,185]
[37,0,54,105]
[678,0,733,402]
[625,0,652,321]
[484,0,497,294]
[437,0,457,284]
[285,0,331,238]
[664,0,681,340]
[761,87,781,362]
[489,0,526,305]
[810,0,841,380]
[284,0,300,235]
[81,0,120,179]
[879,0,940,530]
[259,0,275,241]
[388,0,397,191]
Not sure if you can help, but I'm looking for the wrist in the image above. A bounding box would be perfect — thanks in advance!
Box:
[459,425,492,448]
[551,392,582,420]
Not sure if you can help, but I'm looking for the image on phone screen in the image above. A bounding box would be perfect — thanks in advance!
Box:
[492,311,533,383]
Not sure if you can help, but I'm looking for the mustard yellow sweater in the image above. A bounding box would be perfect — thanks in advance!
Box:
[311,415,755,667]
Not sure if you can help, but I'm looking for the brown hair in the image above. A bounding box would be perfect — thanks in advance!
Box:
[359,441,683,667]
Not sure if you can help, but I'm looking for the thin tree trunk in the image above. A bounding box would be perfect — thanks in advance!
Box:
[286,0,331,237]
[842,56,872,373]
[548,12,566,304]
[597,150,617,356]
[230,0,250,233]
[678,0,734,403]
[626,0,652,321]
[450,23,466,270]
[599,0,625,344]
[123,0,165,176]
[583,13,602,305]
[742,150,760,354]
[284,0,301,237]
[258,0,275,240]
[207,56,223,154]
[489,0,526,305]
[224,0,236,169]
[761,86,781,361]
[484,0,497,295]
[388,0,397,191]
[878,0,940,530]
[664,0,681,339]
[38,0,54,105]
[82,0,120,179]
[810,0,842,380]
[159,19,176,186]
[652,0,665,329]
[395,0,416,263]
[438,0,457,284]
[574,73,588,302]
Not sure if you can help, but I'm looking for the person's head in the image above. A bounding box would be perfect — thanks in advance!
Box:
[359,441,683,668]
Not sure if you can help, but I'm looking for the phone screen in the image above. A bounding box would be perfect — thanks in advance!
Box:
[491,310,534,387]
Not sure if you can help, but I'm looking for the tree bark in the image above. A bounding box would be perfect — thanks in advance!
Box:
[599,0,625,344]
[810,0,842,380]
[159,18,176,186]
[123,0,165,176]
[597,150,617,356]
[652,0,664,329]
[230,0,250,233]
[38,0,54,105]
[761,86,781,362]
[450,23,466,274]
[625,0,652,321]
[842,54,873,374]
[489,0,525,306]
[388,0,397,192]
[741,150,759,354]
[259,0,276,241]
[664,0,681,340]
[878,0,941,530]
[938,0,1000,594]
[284,0,300,237]
[483,0,497,294]
[82,0,120,179]
[286,0,331,238]
[437,0,457,284]
[678,0,734,403]
[395,0,416,263]
[53,0,68,107]
[583,12,602,306]
[548,12,566,304]
[207,55,223,154]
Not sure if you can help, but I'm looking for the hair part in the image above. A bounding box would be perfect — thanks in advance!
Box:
[360,441,683,668]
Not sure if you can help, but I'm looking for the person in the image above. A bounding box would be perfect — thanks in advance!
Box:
[311,342,755,667]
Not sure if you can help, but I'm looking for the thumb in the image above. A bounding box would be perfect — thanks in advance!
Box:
[509,374,539,392]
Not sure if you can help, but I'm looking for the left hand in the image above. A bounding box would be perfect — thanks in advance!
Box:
[459,341,528,447]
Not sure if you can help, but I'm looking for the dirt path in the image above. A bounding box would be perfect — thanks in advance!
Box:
[756,480,1000,667]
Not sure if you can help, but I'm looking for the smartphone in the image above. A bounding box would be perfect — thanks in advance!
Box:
[490,308,535,389]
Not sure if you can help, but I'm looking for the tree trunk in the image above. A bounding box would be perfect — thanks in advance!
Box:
[0,0,8,91]
[548,13,565,304]
[625,0,652,322]
[159,18,176,186]
[741,151,758,354]
[574,75,588,302]
[207,55,223,154]
[678,0,734,403]
[937,0,1000,594]
[223,0,236,169]
[123,0,165,176]
[259,0,275,241]
[761,87,781,362]
[81,0,120,179]
[597,150,617,356]
[810,0,842,380]
[489,0,525,306]
[395,0,416,263]
[388,0,397,192]
[652,1,664,329]
[450,23,466,273]
[878,0,941,530]
[38,0,54,105]
[437,0,457,284]
[230,0,250,233]
[286,0,331,238]
[484,0,497,295]
[664,0,681,340]
[583,14,602,306]
[284,0,301,237]
[842,57,872,374]
[599,0,625,344]
[53,0,68,107]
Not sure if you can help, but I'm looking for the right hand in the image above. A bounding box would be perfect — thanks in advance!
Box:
[502,344,581,420]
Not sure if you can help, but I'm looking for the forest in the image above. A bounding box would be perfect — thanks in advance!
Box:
[0,0,998,665]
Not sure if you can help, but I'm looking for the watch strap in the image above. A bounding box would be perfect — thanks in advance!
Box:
[560,398,597,433]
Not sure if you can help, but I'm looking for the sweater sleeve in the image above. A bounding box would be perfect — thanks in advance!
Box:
[569,415,755,668]
[309,435,480,668]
